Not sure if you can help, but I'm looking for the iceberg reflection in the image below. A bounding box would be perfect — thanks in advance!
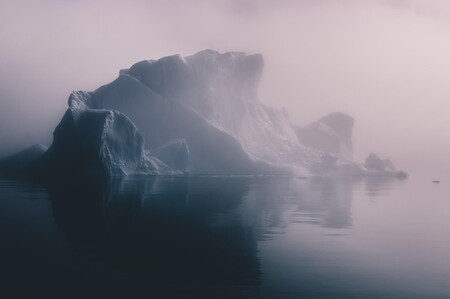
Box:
[44,175,395,296]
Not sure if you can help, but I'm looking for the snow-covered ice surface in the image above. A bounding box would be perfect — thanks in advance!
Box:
[0,50,406,178]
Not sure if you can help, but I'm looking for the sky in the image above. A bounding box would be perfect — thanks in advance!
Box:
[0,0,449,178]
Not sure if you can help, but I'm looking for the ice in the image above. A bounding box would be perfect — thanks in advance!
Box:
[295,112,354,160]
[31,108,174,177]
[151,139,190,174]
[0,144,47,176]
[84,50,308,175]
[365,153,396,171]
[0,50,406,178]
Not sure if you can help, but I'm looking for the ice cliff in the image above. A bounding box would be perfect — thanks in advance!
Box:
[31,105,175,177]
[0,50,406,178]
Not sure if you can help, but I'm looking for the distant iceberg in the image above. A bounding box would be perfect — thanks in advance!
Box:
[0,144,47,176]
[0,50,406,178]
[295,112,354,161]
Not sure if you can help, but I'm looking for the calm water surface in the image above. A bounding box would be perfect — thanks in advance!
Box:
[0,176,449,298]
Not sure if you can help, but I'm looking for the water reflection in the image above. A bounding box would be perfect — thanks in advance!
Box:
[0,175,403,298]
[364,176,396,197]
[42,176,397,297]
[301,177,356,229]
[48,177,259,285]
[48,177,388,269]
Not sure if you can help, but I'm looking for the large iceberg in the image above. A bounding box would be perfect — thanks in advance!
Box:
[0,50,406,178]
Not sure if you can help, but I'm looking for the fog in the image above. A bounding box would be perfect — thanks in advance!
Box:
[0,0,449,178]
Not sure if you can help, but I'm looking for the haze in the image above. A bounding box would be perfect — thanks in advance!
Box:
[1,0,449,178]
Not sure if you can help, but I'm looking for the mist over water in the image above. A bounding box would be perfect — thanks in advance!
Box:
[1,0,449,178]
[2,3,450,298]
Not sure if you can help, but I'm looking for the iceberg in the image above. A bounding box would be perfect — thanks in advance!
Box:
[0,50,406,178]
[296,112,407,177]
[0,144,47,176]
[30,106,174,177]
[295,112,354,160]
[365,153,396,172]
[151,139,190,174]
